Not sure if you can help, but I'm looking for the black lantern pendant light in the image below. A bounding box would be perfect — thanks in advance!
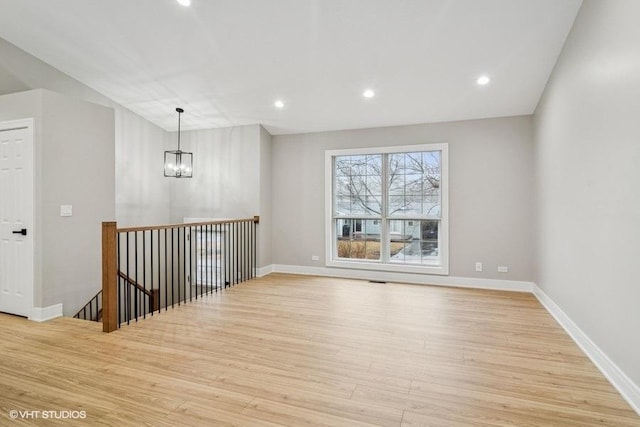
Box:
[164,107,193,178]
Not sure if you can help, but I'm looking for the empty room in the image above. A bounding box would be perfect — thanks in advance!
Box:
[0,0,639,425]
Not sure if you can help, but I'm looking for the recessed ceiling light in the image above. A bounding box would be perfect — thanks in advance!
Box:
[274,100,284,109]
[176,0,191,6]
[476,75,491,86]
[363,89,375,98]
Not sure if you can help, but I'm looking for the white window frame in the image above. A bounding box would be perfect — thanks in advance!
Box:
[325,143,449,275]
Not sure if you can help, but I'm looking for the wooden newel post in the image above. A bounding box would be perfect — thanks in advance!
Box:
[102,221,118,332]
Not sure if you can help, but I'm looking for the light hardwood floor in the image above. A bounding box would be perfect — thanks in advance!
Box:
[0,273,638,426]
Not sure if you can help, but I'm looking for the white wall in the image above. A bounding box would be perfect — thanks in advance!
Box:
[0,89,115,315]
[272,116,534,281]
[40,90,115,312]
[115,108,169,227]
[167,124,272,268]
[259,125,273,267]
[534,0,640,387]
[167,125,261,221]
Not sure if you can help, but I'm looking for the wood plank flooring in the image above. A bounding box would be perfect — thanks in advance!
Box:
[0,273,638,426]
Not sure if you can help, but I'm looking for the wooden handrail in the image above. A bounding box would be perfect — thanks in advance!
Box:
[118,271,153,297]
[118,271,160,312]
[117,216,259,233]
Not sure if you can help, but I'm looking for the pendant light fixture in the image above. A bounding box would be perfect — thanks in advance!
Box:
[164,107,193,178]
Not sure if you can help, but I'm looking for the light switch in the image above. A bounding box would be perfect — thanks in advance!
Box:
[60,205,73,217]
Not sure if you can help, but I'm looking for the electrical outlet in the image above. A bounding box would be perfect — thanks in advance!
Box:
[475,262,483,272]
[311,255,320,261]
[60,205,73,217]
[498,266,509,273]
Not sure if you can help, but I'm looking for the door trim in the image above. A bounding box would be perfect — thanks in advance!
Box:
[0,118,35,319]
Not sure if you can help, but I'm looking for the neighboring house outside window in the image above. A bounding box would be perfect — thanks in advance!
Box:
[325,143,448,275]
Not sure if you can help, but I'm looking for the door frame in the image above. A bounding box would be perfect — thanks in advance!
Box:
[0,118,35,318]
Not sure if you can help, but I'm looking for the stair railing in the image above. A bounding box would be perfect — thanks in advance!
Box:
[73,290,102,322]
[101,217,259,332]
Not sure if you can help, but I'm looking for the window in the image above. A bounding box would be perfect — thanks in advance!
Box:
[325,144,448,275]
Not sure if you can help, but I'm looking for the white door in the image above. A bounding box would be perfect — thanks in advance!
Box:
[0,119,34,317]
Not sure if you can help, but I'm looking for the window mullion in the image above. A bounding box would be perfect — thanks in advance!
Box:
[380,153,389,263]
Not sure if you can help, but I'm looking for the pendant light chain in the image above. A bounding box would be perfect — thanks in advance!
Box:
[176,107,183,152]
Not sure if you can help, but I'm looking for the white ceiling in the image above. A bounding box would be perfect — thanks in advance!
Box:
[0,0,582,134]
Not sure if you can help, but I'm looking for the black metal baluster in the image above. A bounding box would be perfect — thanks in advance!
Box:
[224,223,229,288]
[214,223,218,292]
[196,225,204,301]
[253,220,257,279]
[205,223,208,296]
[230,222,234,286]
[185,226,188,299]
[189,226,193,302]
[239,221,243,283]
[177,227,181,306]
[150,229,154,316]
[171,227,174,308]
[208,224,212,295]
[204,223,208,295]
[134,231,138,322]
[143,230,147,318]
[228,222,232,288]
[157,229,161,314]
[204,224,208,296]
[164,228,169,311]
[246,221,250,280]
[126,232,130,325]
[250,220,253,279]
[176,227,182,305]
[244,220,248,282]
[235,222,239,285]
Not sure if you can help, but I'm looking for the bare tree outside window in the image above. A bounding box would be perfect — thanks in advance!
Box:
[335,152,440,217]
[332,150,442,266]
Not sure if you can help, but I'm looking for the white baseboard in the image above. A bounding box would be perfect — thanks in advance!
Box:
[533,285,640,415]
[29,303,63,322]
[256,264,274,277]
[268,264,534,292]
